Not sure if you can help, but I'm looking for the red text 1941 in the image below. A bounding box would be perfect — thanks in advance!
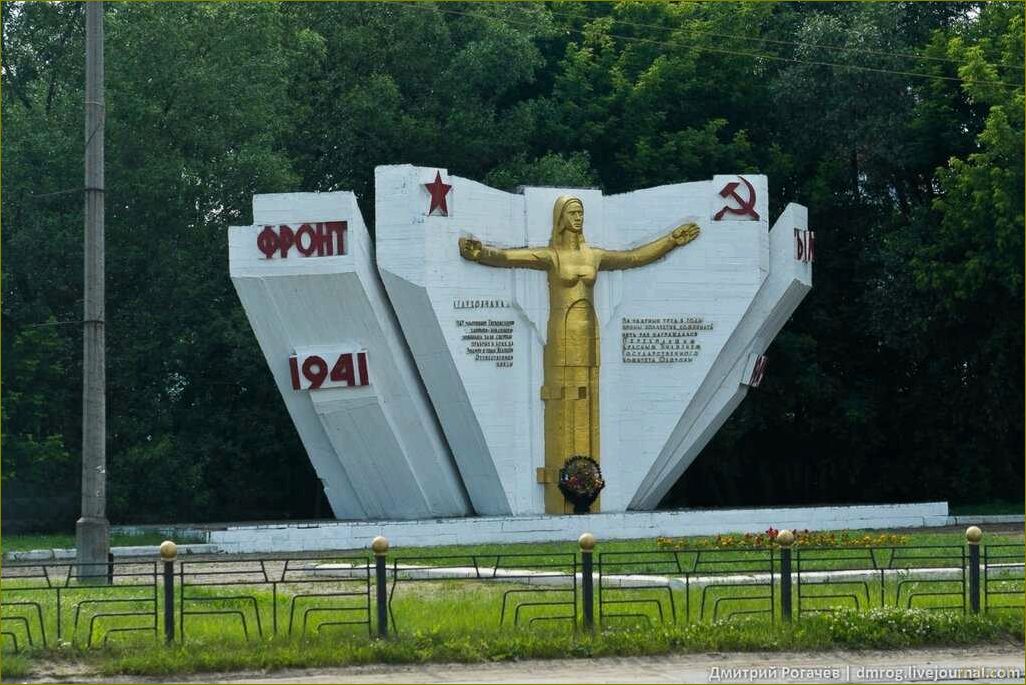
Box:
[289,351,370,390]
[257,221,347,259]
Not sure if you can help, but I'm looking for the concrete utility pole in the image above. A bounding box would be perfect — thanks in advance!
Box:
[76,0,109,582]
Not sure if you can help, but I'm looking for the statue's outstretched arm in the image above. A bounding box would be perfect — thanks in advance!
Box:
[459,237,552,270]
[598,222,700,271]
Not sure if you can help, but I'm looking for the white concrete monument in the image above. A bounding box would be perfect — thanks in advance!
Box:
[229,192,470,520]
[229,168,813,521]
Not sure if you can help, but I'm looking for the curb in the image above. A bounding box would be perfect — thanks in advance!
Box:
[945,515,1024,525]
[4,543,222,562]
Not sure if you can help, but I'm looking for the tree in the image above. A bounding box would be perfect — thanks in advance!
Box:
[868,3,1024,502]
[281,2,556,227]
[671,1,1022,507]
[3,2,317,525]
[2,2,1020,527]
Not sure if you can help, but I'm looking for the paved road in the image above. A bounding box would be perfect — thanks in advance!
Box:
[207,648,1024,684]
[18,646,1023,684]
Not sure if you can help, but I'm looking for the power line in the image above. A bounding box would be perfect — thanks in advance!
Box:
[19,319,85,328]
[397,3,1022,90]
[28,187,84,200]
[541,5,1026,72]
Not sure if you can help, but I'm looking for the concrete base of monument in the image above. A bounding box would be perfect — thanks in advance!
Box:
[210,501,950,554]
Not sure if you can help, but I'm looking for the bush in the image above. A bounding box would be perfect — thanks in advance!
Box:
[817,608,1022,648]
[656,528,910,550]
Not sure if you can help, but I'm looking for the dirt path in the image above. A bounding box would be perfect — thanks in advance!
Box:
[11,646,1024,684]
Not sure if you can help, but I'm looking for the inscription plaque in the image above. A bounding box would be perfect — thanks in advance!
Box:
[621,316,715,363]
[457,318,515,368]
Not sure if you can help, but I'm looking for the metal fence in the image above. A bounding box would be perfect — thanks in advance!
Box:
[597,549,775,625]
[795,545,968,616]
[385,552,578,633]
[1,528,1020,651]
[177,555,371,641]
[983,544,1025,613]
[0,559,158,649]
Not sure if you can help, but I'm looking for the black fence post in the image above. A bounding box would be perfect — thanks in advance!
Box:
[579,532,596,631]
[777,529,795,623]
[107,551,115,585]
[372,536,389,638]
[159,540,177,644]
[966,526,982,614]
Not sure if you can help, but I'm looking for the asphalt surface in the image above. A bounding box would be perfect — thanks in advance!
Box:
[13,645,1025,684]
[205,647,1026,684]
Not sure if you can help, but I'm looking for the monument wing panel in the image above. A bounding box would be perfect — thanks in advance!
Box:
[229,191,470,520]
[630,202,813,509]
[229,269,366,519]
[598,179,769,509]
[376,165,530,515]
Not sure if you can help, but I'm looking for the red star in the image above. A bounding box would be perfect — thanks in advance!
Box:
[424,171,453,216]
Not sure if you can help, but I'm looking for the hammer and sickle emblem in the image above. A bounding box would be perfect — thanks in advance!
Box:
[714,177,760,221]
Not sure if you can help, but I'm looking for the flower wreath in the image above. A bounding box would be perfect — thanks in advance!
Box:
[558,455,605,513]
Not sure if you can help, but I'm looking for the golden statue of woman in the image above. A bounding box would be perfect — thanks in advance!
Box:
[459,196,700,513]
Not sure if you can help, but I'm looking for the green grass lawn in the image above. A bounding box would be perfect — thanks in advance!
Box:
[414,528,1024,554]
[2,531,205,554]
[4,526,1019,558]
[86,609,1026,677]
[1,576,1022,678]
[2,528,1022,678]
[379,528,1023,571]
[3,554,1022,640]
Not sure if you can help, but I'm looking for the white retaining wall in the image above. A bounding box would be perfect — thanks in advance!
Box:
[210,502,950,554]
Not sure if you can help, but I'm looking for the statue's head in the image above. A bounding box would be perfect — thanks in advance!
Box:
[551,196,585,246]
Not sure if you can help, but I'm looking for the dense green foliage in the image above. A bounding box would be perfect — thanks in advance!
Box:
[2,2,1022,527]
